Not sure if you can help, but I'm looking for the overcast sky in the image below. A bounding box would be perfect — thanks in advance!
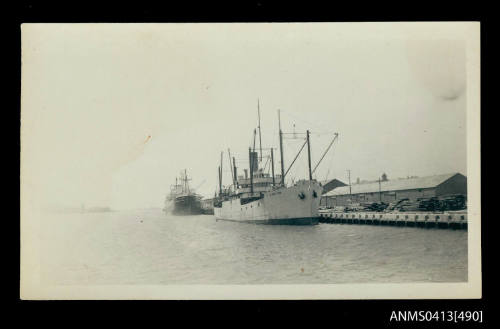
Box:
[21,23,472,209]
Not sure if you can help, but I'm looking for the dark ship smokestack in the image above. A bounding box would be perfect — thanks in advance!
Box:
[250,151,259,173]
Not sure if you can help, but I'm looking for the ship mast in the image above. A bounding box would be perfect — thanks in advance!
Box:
[278,109,285,186]
[249,147,254,194]
[182,169,191,194]
[233,157,237,189]
[258,99,262,162]
[306,130,312,181]
[271,147,275,186]
[218,166,222,196]
[228,148,235,189]
[220,152,223,195]
[253,129,257,155]
[252,128,257,177]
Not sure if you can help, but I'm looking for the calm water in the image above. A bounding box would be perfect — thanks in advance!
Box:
[41,208,467,284]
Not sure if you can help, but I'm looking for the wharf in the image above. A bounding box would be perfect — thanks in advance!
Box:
[318,209,467,229]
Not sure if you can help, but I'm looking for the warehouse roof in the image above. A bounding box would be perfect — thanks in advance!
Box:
[320,178,347,194]
[320,178,346,186]
[323,173,462,196]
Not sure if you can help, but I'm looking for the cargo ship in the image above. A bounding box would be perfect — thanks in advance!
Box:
[213,103,337,225]
[164,170,204,215]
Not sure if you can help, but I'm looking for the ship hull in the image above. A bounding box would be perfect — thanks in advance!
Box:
[215,217,318,225]
[172,194,203,215]
[214,181,322,225]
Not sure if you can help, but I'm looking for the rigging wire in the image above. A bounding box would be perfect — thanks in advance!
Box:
[280,109,334,132]
[220,112,339,186]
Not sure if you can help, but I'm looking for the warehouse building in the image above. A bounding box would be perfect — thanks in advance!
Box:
[319,178,347,206]
[321,173,467,207]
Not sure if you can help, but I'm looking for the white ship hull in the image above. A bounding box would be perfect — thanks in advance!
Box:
[214,180,323,225]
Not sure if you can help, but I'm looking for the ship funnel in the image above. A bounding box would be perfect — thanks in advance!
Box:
[250,151,259,173]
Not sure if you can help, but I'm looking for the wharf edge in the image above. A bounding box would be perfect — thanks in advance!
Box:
[318,210,467,229]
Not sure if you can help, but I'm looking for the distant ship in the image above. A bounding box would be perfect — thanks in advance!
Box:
[213,102,337,225]
[164,170,204,215]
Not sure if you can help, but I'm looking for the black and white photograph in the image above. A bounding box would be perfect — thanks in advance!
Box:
[20,22,481,299]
